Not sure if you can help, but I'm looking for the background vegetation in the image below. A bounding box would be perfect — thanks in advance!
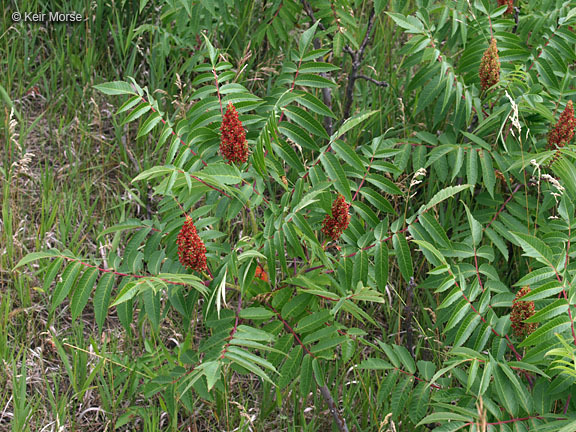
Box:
[3,0,576,431]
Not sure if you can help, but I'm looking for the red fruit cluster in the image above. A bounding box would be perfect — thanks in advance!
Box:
[255,264,268,282]
[548,100,576,149]
[177,217,207,272]
[479,38,500,92]
[510,286,538,338]
[497,0,513,15]
[322,194,351,241]
[220,102,248,164]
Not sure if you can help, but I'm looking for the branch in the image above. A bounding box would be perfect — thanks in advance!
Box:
[265,301,349,432]
[343,7,377,120]
[300,0,327,32]
[404,277,415,357]
[357,74,389,87]
[319,385,350,432]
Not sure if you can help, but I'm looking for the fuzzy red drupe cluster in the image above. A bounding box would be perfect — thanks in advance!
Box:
[322,194,351,241]
[497,0,514,15]
[255,264,268,282]
[177,217,207,272]
[220,102,248,164]
[479,38,500,92]
[510,286,538,338]
[548,100,576,150]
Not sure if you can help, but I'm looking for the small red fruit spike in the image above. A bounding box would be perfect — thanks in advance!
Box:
[177,217,207,272]
[255,264,268,282]
[220,102,248,164]
[479,38,500,92]
[510,286,538,338]
[497,0,513,15]
[548,100,576,150]
[321,194,351,241]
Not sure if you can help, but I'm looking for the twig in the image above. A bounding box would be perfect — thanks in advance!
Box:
[342,7,377,120]
[512,7,519,34]
[265,302,349,431]
[404,277,415,357]
[300,0,327,32]
[319,385,350,432]
[357,74,388,87]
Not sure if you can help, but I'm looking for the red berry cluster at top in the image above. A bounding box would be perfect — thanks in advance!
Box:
[220,102,248,164]
[322,194,351,241]
[177,217,207,272]
[510,286,538,338]
[479,38,500,92]
[548,100,576,150]
[497,0,513,15]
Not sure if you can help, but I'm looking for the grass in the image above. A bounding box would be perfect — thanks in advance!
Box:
[1,1,157,430]
[0,1,432,430]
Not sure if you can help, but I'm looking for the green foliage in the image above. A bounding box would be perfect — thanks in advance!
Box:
[10,0,576,430]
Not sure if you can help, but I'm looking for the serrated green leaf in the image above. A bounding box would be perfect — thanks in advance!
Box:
[357,358,394,370]
[386,12,424,33]
[51,261,83,312]
[493,362,518,416]
[143,288,161,331]
[467,149,478,186]
[295,310,332,334]
[294,74,336,88]
[224,352,275,385]
[416,412,473,426]
[94,273,115,332]
[239,307,275,320]
[420,185,472,213]
[300,354,313,398]
[70,267,99,320]
[137,113,163,138]
[299,21,319,57]
[511,232,555,267]
[525,299,568,323]
[284,106,329,138]
[519,316,572,348]
[479,150,495,198]
[278,346,303,388]
[332,140,365,171]
[331,110,378,141]
[393,233,413,282]
[321,153,352,202]
[463,203,482,246]
[375,242,389,292]
[94,81,137,96]
[14,250,63,269]
[122,103,151,125]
